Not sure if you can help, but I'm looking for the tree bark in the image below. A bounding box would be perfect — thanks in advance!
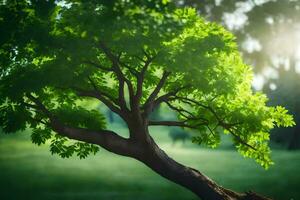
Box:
[50,113,272,200]
[132,136,272,200]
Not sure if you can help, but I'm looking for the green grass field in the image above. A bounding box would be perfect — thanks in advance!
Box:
[0,127,300,200]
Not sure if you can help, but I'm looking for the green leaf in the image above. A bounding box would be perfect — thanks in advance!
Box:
[31,127,52,145]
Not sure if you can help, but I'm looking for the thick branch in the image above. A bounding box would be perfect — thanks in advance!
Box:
[26,94,137,157]
[51,121,136,157]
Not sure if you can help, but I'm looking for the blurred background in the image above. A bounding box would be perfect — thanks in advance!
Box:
[1,0,300,199]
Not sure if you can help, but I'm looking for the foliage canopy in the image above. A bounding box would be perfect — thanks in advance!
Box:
[0,0,295,168]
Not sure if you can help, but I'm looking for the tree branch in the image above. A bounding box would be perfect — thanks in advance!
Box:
[73,88,125,118]
[83,60,112,72]
[119,60,139,78]
[51,121,137,157]
[26,94,137,157]
[149,120,186,127]
[164,101,195,119]
[135,52,157,102]
[26,93,53,118]
[148,120,207,129]
[87,77,119,106]
[142,85,189,117]
[174,96,222,121]
[144,71,171,106]
[164,95,255,150]
[220,123,257,151]
[98,41,134,110]
[21,101,39,110]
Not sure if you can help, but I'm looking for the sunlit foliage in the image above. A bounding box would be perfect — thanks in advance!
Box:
[0,0,295,168]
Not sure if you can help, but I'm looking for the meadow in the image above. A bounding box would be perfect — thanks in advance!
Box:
[0,125,299,200]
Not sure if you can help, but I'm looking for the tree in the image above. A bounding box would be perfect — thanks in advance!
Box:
[0,1,295,199]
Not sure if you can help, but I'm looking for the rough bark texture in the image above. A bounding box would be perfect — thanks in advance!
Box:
[131,135,271,200]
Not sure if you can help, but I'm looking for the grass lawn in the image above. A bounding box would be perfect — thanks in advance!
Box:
[0,127,300,200]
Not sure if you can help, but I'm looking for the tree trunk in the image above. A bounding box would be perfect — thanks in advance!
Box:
[134,137,272,200]
[53,112,272,199]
